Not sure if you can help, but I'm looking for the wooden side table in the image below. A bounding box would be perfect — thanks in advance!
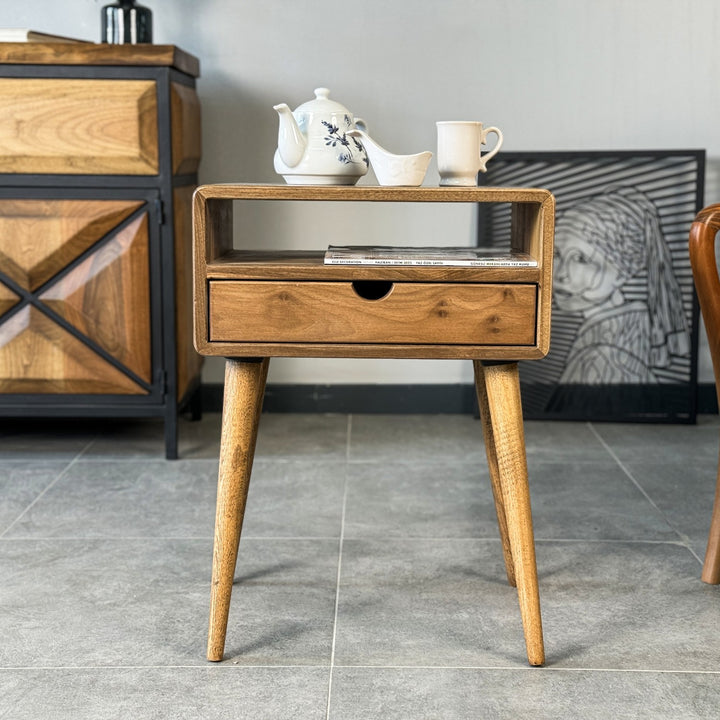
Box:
[193,184,555,666]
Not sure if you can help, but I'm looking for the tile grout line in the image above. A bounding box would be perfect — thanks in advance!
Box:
[0,438,95,539]
[324,414,352,720]
[331,664,720,675]
[345,413,352,464]
[0,536,692,545]
[0,536,341,542]
[0,663,718,675]
[587,422,704,565]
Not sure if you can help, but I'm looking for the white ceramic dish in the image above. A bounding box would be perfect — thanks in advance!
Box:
[347,129,432,186]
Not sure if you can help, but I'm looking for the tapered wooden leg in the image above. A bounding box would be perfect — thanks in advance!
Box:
[482,361,545,666]
[702,454,720,584]
[473,360,516,587]
[207,357,269,662]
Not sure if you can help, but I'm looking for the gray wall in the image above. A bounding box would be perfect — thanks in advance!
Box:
[3,0,718,385]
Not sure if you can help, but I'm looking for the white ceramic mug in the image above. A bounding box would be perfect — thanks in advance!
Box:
[436,121,504,186]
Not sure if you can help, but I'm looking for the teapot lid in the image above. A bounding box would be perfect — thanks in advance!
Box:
[295,88,352,116]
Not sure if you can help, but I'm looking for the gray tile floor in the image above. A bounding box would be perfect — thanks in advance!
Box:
[1,412,720,718]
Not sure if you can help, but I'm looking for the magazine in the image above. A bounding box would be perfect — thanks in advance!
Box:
[0,29,90,43]
[324,245,538,267]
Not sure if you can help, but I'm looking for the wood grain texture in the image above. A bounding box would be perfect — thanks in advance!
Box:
[208,358,269,662]
[0,78,159,175]
[0,305,146,394]
[689,204,720,584]
[690,206,720,404]
[191,339,549,361]
[194,194,234,264]
[194,183,552,206]
[195,184,553,665]
[512,197,554,356]
[0,199,143,291]
[192,192,233,354]
[40,214,151,383]
[173,186,203,400]
[0,42,200,77]
[171,83,201,175]
[0,283,19,316]
[473,360,516,587]
[192,184,554,360]
[206,250,541,283]
[483,362,545,666]
[209,280,537,346]
[703,468,720,585]
[0,48,202,435]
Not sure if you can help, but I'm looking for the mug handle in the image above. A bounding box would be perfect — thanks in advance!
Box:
[478,126,503,172]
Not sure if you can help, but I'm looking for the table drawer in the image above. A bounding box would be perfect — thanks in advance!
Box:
[208,280,537,346]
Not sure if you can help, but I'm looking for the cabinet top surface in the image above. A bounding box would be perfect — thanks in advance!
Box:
[194,184,553,203]
[0,42,199,77]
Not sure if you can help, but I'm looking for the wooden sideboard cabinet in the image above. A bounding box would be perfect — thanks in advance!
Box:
[0,43,203,458]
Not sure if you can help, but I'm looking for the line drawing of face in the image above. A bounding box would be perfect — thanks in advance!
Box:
[553,210,627,314]
[548,185,691,380]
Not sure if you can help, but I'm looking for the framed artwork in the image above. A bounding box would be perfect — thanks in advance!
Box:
[478,150,705,422]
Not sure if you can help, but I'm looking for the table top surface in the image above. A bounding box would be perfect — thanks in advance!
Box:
[192,184,555,361]
[0,42,200,77]
[193,183,554,204]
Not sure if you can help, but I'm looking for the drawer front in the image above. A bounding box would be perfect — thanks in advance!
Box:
[0,78,158,175]
[209,280,537,346]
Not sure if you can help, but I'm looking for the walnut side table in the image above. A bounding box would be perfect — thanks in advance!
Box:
[193,184,555,666]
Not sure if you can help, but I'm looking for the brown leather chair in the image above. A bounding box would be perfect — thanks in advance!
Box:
[689,205,720,584]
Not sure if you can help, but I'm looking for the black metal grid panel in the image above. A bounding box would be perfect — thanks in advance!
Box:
[479,149,705,423]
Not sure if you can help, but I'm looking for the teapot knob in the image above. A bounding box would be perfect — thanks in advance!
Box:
[314,87,330,99]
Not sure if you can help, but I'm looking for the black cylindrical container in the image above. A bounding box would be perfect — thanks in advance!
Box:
[101,0,153,44]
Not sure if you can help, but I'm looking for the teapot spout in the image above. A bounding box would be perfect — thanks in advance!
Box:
[273,103,306,168]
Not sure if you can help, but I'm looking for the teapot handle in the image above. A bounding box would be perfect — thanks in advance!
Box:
[354,117,369,133]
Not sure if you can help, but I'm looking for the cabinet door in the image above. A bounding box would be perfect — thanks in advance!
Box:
[0,196,157,394]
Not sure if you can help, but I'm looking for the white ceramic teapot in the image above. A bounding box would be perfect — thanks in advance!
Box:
[273,88,369,185]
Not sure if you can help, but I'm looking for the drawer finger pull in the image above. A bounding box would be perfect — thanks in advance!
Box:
[351,280,394,301]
